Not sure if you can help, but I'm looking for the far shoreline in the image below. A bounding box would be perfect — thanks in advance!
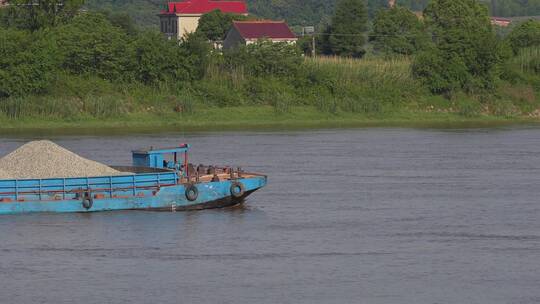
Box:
[1,106,539,136]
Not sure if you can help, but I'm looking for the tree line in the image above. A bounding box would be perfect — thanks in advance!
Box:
[1,0,539,102]
[0,0,303,99]
[296,0,540,96]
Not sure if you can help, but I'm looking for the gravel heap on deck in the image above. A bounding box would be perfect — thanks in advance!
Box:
[0,140,124,179]
[0,168,12,179]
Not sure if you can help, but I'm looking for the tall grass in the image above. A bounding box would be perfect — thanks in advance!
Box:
[304,56,414,85]
[4,53,536,121]
[511,47,540,74]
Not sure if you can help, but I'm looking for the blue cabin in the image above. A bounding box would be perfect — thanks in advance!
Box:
[132,144,190,173]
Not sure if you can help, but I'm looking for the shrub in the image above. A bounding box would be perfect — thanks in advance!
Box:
[52,13,132,81]
[223,40,303,78]
[506,20,540,54]
[416,0,501,95]
[370,6,427,56]
[412,49,470,95]
[131,31,193,85]
[193,80,245,107]
[0,28,57,97]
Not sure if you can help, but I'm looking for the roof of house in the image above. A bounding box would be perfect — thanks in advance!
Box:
[491,17,512,22]
[161,0,247,15]
[232,21,297,40]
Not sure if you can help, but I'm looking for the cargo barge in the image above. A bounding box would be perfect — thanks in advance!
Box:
[0,144,267,214]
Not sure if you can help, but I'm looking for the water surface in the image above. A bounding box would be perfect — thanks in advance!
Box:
[1,127,539,304]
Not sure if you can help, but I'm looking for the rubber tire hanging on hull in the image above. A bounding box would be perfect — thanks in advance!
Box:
[230,181,245,198]
[82,197,93,210]
[185,184,199,201]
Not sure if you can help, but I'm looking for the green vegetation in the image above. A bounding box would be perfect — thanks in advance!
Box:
[489,0,540,17]
[1,0,84,30]
[195,10,250,41]
[326,0,368,57]
[370,6,427,55]
[506,19,540,53]
[78,0,540,31]
[413,0,501,95]
[1,0,540,132]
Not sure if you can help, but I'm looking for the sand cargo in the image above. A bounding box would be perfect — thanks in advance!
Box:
[0,141,266,214]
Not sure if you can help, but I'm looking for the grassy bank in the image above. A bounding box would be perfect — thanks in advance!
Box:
[1,106,539,135]
[1,54,539,134]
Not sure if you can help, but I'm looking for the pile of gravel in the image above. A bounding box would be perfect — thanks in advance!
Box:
[0,168,12,179]
[0,140,124,179]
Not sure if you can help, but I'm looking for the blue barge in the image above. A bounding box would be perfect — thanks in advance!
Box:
[0,144,266,215]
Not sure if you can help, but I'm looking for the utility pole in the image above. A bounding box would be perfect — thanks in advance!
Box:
[312,35,316,57]
[303,26,316,57]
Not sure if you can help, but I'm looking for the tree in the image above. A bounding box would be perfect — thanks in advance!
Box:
[224,40,303,77]
[195,9,248,41]
[0,28,57,97]
[2,0,84,31]
[370,6,427,55]
[131,31,195,85]
[328,0,368,57]
[506,19,540,54]
[412,0,501,94]
[52,12,132,81]
[101,10,139,36]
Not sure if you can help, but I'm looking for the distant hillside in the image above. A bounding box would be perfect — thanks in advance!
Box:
[85,0,163,28]
[84,0,540,29]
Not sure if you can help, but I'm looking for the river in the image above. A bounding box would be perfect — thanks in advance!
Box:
[1,127,539,304]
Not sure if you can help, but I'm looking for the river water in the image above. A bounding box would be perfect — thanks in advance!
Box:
[1,127,540,304]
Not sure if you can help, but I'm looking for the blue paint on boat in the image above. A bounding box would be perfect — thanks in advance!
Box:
[0,144,267,215]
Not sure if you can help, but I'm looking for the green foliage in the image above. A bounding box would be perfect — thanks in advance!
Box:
[193,79,245,107]
[80,0,540,32]
[396,0,429,11]
[223,40,303,77]
[101,10,139,36]
[195,10,248,41]
[490,0,540,17]
[328,0,368,57]
[454,97,482,117]
[2,0,84,31]
[414,0,501,95]
[84,0,162,29]
[370,6,427,55]
[52,13,132,81]
[500,46,540,88]
[131,31,191,85]
[412,48,470,95]
[506,20,540,54]
[0,28,57,97]
[179,32,214,79]
[247,0,335,28]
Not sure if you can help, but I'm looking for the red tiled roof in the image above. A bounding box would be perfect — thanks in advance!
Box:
[162,0,247,15]
[232,21,296,40]
[491,17,512,22]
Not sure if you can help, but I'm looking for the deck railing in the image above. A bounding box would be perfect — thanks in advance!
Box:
[0,171,178,201]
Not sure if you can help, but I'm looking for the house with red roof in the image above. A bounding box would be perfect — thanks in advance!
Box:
[491,17,512,27]
[158,0,248,39]
[223,20,297,49]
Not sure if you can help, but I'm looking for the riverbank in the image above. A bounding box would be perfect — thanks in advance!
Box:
[1,106,539,135]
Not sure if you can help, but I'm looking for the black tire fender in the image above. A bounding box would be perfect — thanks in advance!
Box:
[230,181,245,198]
[82,196,93,210]
[185,184,199,201]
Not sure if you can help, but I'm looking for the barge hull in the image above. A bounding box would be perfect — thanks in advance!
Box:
[0,177,266,215]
